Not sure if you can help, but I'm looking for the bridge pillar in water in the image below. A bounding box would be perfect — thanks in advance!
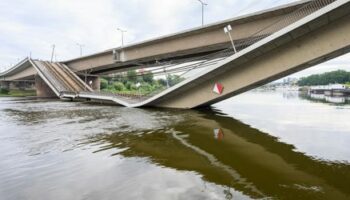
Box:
[35,75,56,98]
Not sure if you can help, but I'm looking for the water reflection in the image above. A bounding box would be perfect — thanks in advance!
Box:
[213,128,224,140]
[299,92,350,104]
[80,108,350,199]
[1,97,350,199]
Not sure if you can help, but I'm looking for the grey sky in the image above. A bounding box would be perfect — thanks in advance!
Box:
[0,0,348,77]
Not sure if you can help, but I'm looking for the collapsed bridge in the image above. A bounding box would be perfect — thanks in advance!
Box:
[1,0,350,108]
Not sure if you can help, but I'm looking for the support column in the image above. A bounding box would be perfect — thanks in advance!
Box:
[0,81,10,90]
[79,75,100,91]
[88,76,100,91]
[35,75,56,98]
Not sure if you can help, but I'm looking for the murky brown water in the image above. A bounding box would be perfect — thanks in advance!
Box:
[0,91,349,200]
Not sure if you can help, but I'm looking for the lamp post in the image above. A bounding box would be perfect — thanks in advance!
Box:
[117,28,127,47]
[76,43,84,56]
[224,25,237,53]
[197,0,208,26]
[50,44,55,62]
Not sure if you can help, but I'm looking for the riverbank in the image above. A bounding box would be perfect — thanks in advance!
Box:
[0,89,36,97]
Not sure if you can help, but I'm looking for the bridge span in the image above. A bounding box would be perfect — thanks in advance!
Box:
[1,0,350,108]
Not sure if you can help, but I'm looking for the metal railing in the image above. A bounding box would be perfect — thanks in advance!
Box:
[41,61,77,92]
[57,63,93,92]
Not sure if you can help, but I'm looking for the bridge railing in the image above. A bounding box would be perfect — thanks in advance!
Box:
[235,0,336,51]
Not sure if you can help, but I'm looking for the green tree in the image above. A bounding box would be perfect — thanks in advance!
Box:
[157,78,167,87]
[100,78,108,90]
[0,88,9,94]
[142,71,154,84]
[125,81,138,90]
[298,70,350,86]
[127,70,137,83]
[140,83,152,92]
[113,82,125,91]
[167,75,185,86]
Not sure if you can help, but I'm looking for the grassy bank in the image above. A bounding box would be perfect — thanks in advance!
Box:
[0,89,36,97]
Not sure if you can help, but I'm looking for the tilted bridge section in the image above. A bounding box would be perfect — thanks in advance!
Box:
[1,0,350,108]
[30,60,93,98]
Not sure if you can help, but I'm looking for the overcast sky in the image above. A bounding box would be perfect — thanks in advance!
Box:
[0,0,348,77]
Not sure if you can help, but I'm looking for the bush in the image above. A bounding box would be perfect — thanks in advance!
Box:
[127,70,137,82]
[0,88,9,94]
[113,82,125,91]
[157,78,167,87]
[167,75,185,86]
[152,81,165,91]
[140,83,152,92]
[124,81,137,90]
[142,71,154,83]
[130,83,138,90]
[100,78,108,90]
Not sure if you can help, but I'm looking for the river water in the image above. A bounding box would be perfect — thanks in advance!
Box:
[0,91,349,200]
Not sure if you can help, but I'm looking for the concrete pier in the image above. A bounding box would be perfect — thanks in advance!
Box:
[35,75,56,98]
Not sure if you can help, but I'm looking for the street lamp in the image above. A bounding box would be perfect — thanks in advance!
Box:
[117,28,127,47]
[50,44,55,62]
[76,43,85,57]
[197,0,208,26]
[224,25,237,53]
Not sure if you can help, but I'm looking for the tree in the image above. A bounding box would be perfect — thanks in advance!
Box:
[100,78,108,90]
[298,70,350,86]
[127,70,137,82]
[167,75,185,86]
[140,83,152,92]
[125,81,138,90]
[0,88,9,94]
[157,78,167,87]
[142,71,154,83]
[113,82,125,91]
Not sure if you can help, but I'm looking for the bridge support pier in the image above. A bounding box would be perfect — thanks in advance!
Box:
[0,81,10,90]
[35,75,56,98]
[80,76,100,91]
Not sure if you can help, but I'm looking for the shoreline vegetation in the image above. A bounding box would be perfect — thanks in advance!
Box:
[298,70,350,86]
[0,89,36,97]
[100,70,184,96]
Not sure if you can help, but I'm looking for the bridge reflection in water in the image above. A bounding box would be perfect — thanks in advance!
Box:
[78,108,350,200]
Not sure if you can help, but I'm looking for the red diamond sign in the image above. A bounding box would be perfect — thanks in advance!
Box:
[213,83,224,95]
[214,128,224,140]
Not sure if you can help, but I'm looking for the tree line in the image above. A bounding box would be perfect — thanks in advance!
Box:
[297,70,350,86]
[100,70,184,94]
